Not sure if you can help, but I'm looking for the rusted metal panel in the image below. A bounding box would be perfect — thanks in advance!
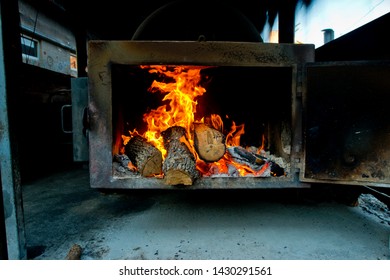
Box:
[88,41,314,67]
[302,61,390,188]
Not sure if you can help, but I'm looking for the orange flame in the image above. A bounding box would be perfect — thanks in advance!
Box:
[226,121,245,147]
[140,65,207,157]
[206,114,224,132]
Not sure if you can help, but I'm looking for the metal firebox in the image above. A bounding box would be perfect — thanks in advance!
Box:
[86,40,390,189]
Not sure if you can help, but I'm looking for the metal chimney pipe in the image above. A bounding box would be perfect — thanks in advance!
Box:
[322,28,334,44]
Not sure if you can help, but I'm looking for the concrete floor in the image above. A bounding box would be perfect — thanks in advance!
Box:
[22,166,390,260]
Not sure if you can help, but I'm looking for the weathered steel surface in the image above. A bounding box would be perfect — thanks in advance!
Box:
[71,77,89,162]
[88,40,315,67]
[107,174,309,190]
[0,0,27,259]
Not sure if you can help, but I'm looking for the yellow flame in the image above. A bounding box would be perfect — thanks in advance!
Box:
[140,65,207,157]
[226,121,245,147]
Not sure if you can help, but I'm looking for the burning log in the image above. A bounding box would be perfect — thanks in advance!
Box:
[162,126,199,185]
[227,146,285,177]
[193,122,226,162]
[228,146,266,167]
[124,135,162,177]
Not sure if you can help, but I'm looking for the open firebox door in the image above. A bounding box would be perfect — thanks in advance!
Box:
[301,61,390,189]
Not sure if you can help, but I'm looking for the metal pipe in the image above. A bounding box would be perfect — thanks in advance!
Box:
[322,28,334,44]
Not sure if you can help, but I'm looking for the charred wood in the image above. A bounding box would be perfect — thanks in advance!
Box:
[124,135,162,177]
[228,146,266,167]
[113,154,134,171]
[227,146,285,176]
[270,161,285,177]
[114,154,131,167]
[113,154,138,174]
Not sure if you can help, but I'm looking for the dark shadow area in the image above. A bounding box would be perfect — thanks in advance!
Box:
[27,245,46,259]
[18,64,74,184]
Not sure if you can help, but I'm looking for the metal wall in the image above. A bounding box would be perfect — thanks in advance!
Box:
[0,0,27,260]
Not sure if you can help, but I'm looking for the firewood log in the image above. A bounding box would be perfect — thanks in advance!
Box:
[227,146,285,176]
[124,135,162,177]
[162,126,199,185]
[228,146,266,167]
[193,122,226,162]
[65,244,82,260]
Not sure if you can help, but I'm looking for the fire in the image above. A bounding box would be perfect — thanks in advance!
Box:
[226,121,245,147]
[121,65,283,178]
[137,65,207,156]
[198,127,268,177]
[206,114,224,133]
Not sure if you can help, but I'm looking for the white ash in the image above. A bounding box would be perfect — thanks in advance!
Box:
[113,154,139,176]
[358,193,390,226]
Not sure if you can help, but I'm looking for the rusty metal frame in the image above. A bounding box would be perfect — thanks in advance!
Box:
[87,41,314,189]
